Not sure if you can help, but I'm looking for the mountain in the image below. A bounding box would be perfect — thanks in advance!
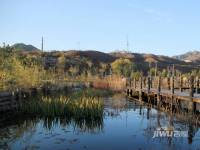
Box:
[12,43,39,52]
[109,52,198,72]
[173,51,200,63]
[65,50,116,63]
[40,50,198,73]
[16,43,198,73]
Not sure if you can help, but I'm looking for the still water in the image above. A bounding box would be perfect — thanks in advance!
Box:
[1,94,200,150]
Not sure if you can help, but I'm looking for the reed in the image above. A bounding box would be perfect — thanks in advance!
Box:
[93,75,126,91]
[72,88,113,98]
[20,94,103,118]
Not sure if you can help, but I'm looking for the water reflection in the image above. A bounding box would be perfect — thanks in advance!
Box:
[41,117,103,133]
[1,94,200,150]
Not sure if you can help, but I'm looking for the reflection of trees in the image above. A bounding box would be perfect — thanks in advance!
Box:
[0,113,104,149]
[104,94,135,118]
[42,116,103,134]
[0,116,37,149]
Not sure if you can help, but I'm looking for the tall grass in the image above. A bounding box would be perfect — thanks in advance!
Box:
[19,88,108,118]
[72,88,113,98]
[20,95,103,118]
[93,75,126,91]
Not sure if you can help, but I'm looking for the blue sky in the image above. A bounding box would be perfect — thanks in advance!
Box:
[0,0,200,56]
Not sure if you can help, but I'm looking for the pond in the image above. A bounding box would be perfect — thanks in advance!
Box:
[1,93,200,150]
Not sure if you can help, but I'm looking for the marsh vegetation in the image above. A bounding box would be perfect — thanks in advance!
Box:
[19,88,112,119]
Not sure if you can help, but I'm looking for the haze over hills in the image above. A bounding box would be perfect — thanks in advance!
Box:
[173,50,200,63]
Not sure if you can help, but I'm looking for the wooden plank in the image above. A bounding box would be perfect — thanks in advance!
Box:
[132,87,200,103]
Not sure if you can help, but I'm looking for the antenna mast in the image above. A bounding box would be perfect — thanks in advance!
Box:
[126,35,129,52]
[41,37,44,52]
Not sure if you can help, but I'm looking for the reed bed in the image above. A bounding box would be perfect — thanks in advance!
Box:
[72,88,113,98]
[20,95,103,118]
[93,75,126,91]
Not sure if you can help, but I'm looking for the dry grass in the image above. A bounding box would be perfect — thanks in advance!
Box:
[93,75,126,91]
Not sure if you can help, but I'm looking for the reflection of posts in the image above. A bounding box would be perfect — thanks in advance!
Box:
[157,111,161,128]
[169,113,174,129]
[139,104,142,115]
[147,107,150,120]
[188,124,194,144]
[139,76,143,101]
[168,113,173,146]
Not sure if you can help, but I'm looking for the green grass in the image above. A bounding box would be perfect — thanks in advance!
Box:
[16,89,112,132]
[20,96,103,118]
[71,88,113,99]
[19,88,109,119]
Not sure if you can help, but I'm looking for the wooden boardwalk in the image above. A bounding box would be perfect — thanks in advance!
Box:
[139,88,200,102]
[126,75,200,112]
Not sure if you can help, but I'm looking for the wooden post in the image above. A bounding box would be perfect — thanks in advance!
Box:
[127,89,129,96]
[180,74,183,92]
[167,66,170,90]
[167,76,170,90]
[139,76,143,101]
[150,74,153,88]
[143,77,146,88]
[169,69,175,112]
[134,78,137,89]
[157,76,161,106]
[155,62,157,77]
[147,75,151,93]
[171,64,175,94]
[171,76,174,94]
[172,64,175,76]
[196,76,199,94]
[189,76,194,98]
[189,76,195,113]
[157,76,161,94]
[130,89,133,97]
